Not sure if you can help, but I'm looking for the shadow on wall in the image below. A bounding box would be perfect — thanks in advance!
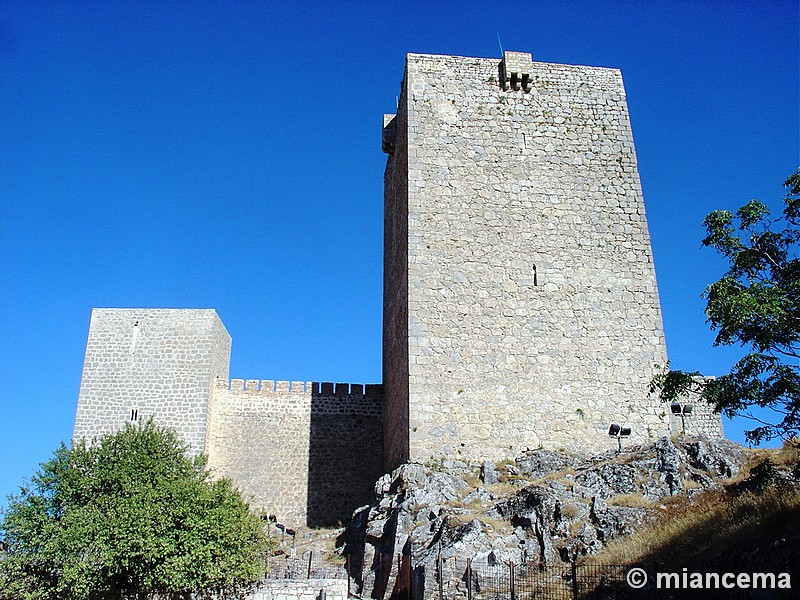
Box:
[307,383,385,527]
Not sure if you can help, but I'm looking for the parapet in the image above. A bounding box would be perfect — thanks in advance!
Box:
[214,377,383,418]
[217,378,382,398]
[222,378,311,394]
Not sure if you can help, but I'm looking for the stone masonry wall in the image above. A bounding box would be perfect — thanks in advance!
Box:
[249,579,347,600]
[206,379,383,527]
[670,399,724,439]
[384,52,671,464]
[382,68,411,472]
[667,377,725,438]
[74,309,231,455]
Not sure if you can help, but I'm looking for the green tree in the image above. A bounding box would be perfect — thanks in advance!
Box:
[0,421,273,599]
[652,169,800,444]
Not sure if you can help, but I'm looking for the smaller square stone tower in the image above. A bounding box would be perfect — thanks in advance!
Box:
[74,308,231,454]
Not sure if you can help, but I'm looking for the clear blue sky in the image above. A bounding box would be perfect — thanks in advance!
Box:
[1,1,797,503]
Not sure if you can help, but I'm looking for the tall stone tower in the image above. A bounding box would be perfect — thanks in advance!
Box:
[74,308,231,454]
[382,52,669,470]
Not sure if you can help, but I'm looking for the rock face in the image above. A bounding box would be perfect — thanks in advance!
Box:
[340,436,749,599]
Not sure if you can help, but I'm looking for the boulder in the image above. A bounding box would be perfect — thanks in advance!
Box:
[575,463,638,498]
[589,496,647,542]
[655,436,682,494]
[682,436,744,479]
[342,436,749,599]
[516,449,579,479]
[481,460,500,484]
[491,485,559,564]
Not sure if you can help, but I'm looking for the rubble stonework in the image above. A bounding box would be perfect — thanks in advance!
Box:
[74,308,231,455]
[73,52,724,528]
[74,309,383,526]
[207,379,384,526]
[383,52,679,468]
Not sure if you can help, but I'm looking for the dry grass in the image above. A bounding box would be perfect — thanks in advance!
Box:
[288,525,348,562]
[486,481,522,496]
[446,512,512,535]
[462,472,482,488]
[526,467,578,489]
[587,484,800,567]
[560,502,583,519]
[680,477,703,491]
[774,440,800,469]
[479,515,513,534]
[448,495,486,510]
[729,444,798,481]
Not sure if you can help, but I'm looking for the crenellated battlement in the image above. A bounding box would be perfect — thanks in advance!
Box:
[207,376,384,525]
[221,378,310,394]
[216,378,382,399]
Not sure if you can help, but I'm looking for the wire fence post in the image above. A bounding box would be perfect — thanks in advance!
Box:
[571,560,578,600]
[436,554,444,600]
[466,557,472,600]
[509,560,515,600]
[346,554,351,598]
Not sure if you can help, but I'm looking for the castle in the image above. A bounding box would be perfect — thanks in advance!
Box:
[73,52,723,527]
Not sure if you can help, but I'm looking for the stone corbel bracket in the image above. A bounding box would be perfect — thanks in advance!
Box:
[382,113,397,154]
[500,51,534,92]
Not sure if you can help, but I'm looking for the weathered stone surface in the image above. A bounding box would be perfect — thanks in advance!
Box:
[74,310,385,527]
[463,486,495,504]
[382,51,706,469]
[589,496,647,542]
[73,51,725,536]
[491,485,559,563]
[249,579,347,600]
[516,449,579,479]
[655,436,683,494]
[480,460,500,484]
[683,437,744,479]
[559,523,602,561]
[208,379,384,527]
[343,436,750,600]
[74,309,231,455]
[575,463,638,498]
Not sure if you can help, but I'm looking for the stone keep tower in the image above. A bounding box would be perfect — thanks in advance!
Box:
[382,52,670,469]
[74,309,231,455]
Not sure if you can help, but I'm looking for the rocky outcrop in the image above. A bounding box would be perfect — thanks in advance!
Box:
[338,436,753,598]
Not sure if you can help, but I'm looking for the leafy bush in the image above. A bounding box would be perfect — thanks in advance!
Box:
[0,420,273,599]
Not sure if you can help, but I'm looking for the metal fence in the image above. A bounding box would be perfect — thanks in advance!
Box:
[473,561,631,600]
[429,557,583,600]
[423,557,795,600]
[265,551,347,580]
[88,554,794,600]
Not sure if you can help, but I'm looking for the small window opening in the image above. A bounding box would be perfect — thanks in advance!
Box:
[130,408,138,421]
[532,264,538,286]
